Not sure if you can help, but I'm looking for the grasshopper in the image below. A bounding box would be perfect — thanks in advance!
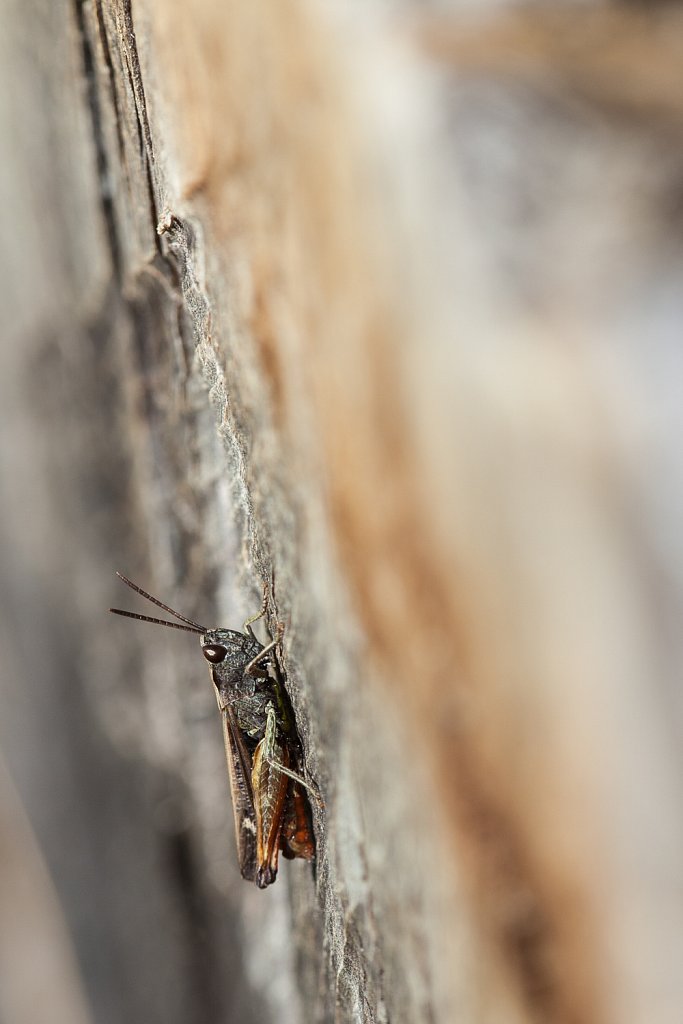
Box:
[110,572,317,888]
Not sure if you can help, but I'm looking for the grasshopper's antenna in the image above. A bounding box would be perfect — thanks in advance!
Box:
[109,608,205,633]
[113,571,207,631]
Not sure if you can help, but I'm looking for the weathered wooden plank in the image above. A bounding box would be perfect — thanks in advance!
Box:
[1,3,682,1024]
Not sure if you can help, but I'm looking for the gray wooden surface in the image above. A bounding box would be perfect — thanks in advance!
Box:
[1,3,682,1024]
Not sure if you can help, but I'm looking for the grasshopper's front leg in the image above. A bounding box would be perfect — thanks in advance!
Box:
[244,622,285,679]
[243,584,268,639]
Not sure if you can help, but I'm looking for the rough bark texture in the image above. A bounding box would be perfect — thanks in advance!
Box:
[1,3,683,1024]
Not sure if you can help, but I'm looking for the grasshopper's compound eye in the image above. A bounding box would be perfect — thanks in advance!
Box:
[202,644,228,664]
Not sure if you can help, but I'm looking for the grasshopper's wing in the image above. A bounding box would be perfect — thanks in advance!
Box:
[221,707,258,883]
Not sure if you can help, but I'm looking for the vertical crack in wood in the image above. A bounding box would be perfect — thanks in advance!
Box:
[72,0,122,280]
[92,0,126,163]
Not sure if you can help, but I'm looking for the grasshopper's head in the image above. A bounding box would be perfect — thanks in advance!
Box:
[200,628,258,665]
[201,628,263,694]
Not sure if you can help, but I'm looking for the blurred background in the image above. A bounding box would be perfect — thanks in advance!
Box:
[1,3,683,1023]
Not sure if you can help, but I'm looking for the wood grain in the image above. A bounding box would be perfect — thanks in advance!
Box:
[1,2,681,1023]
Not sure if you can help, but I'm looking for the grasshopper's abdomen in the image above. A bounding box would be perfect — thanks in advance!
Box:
[281,783,316,861]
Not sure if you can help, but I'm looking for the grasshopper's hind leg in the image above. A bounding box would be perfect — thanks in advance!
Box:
[260,706,324,809]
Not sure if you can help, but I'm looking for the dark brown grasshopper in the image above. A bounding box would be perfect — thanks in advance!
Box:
[110,572,317,888]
